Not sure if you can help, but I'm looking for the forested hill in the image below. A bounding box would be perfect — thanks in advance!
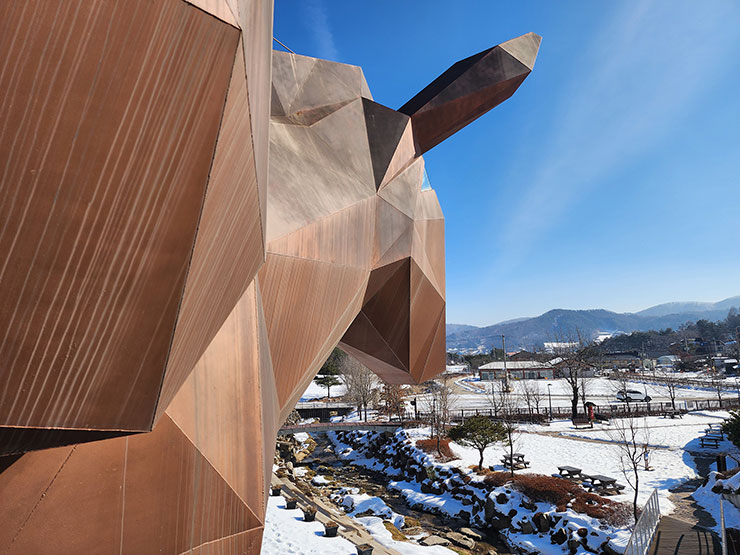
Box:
[446,296,740,352]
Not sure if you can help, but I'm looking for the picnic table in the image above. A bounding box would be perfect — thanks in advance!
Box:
[705,424,724,438]
[557,465,583,480]
[501,453,530,470]
[585,474,626,495]
[661,409,684,419]
[700,435,721,448]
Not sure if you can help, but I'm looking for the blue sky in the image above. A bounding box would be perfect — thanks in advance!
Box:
[273,1,740,327]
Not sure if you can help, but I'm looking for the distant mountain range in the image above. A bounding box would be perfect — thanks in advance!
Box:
[446,296,740,353]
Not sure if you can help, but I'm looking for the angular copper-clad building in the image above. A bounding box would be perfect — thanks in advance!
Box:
[0,0,539,552]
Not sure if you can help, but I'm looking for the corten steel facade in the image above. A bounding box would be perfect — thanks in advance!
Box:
[0,1,539,552]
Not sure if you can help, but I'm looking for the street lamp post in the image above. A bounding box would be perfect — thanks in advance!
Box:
[502,334,510,393]
[548,383,553,421]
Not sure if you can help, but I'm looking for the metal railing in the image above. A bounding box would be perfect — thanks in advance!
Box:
[624,489,661,555]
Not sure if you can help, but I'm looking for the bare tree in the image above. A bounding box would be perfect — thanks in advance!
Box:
[552,330,596,418]
[657,375,682,411]
[579,371,593,415]
[611,370,634,410]
[493,382,522,476]
[521,379,543,418]
[710,369,725,408]
[421,376,456,454]
[609,416,650,521]
[341,356,379,421]
[380,384,406,421]
[485,377,505,416]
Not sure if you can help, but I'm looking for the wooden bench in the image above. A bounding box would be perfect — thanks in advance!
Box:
[700,436,721,448]
[584,474,625,495]
[571,417,592,429]
[501,453,530,470]
[557,465,583,480]
[662,410,684,419]
[585,482,626,495]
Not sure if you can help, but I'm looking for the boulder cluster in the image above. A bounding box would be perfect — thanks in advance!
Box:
[332,430,624,555]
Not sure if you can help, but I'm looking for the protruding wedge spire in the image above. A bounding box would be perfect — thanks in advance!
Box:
[399,32,541,154]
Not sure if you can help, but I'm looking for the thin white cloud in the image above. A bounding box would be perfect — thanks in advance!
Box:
[496,0,740,268]
[304,0,339,61]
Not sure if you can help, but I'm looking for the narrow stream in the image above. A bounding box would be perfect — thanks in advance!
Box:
[300,432,515,554]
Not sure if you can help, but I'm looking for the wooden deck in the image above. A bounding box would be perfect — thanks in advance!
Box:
[649,516,721,555]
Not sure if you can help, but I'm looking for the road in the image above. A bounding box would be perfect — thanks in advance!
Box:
[407,375,736,412]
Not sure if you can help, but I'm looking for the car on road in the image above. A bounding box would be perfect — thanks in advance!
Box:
[616,389,652,402]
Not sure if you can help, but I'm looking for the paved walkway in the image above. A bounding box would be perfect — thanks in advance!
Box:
[271,474,400,555]
[649,516,721,555]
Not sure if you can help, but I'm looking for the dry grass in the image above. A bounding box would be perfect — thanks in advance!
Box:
[383,521,407,541]
[416,438,455,459]
[482,472,631,526]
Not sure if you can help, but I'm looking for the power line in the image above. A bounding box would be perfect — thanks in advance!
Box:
[273,37,295,54]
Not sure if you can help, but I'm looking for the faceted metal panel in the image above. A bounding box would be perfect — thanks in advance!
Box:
[0,416,259,555]
[0,0,242,433]
[0,16,539,553]
[155,45,265,421]
[400,32,541,154]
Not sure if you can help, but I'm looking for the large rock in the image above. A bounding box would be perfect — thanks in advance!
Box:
[459,527,484,541]
[601,541,622,555]
[519,518,535,534]
[532,512,551,533]
[551,528,568,545]
[496,492,509,504]
[520,498,537,511]
[485,496,497,521]
[446,532,475,549]
[421,536,450,547]
[489,515,512,531]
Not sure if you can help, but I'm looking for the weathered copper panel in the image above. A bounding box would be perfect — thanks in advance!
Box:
[190,527,264,554]
[121,415,259,554]
[3,440,125,554]
[409,259,446,376]
[258,254,367,406]
[0,0,239,431]
[0,427,131,457]
[235,0,274,233]
[166,281,268,520]
[186,0,240,26]
[0,415,258,554]
[267,197,375,269]
[400,33,541,154]
[362,98,411,189]
[156,45,264,421]
[0,448,75,548]
[0,20,540,553]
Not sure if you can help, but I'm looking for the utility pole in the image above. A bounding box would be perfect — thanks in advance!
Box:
[502,334,510,392]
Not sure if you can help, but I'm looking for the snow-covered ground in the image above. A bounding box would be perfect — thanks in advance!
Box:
[261,495,356,555]
[300,378,347,401]
[329,427,632,553]
[429,411,736,514]
[554,411,732,450]
[354,517,455,555]
[433,376,735,411]
[693,473,740,534]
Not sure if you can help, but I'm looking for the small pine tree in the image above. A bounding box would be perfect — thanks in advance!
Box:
[314,375,341,399]
[448,416,507,470]
[723,410,740,449]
